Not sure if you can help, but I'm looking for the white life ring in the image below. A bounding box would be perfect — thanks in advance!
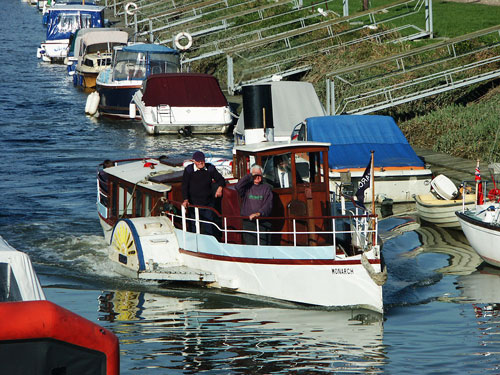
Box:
[125,2,138,16]
[174,32,193,51]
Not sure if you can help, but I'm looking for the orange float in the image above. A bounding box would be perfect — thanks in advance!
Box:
[0,300,119,375]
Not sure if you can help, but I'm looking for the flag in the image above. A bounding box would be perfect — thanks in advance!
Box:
[475,162,484,205]
[355,157,372,206]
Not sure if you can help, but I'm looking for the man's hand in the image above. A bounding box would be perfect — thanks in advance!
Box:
[215,186,223,198]
[249,212,261,220]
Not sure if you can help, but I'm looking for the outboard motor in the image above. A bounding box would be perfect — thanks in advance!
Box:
[242,84,274,144]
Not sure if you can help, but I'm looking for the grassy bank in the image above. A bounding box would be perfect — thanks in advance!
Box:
[399,84,500,162]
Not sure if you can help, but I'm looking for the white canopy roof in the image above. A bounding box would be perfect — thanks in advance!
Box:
[0,236,45,302]
[234,81,326,140]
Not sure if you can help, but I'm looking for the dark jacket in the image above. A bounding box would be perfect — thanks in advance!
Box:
[182,163,226,206]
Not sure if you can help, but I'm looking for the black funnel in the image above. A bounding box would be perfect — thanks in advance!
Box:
[242,85,273,130]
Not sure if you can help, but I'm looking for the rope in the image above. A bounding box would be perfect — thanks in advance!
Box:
[361,253,387,286]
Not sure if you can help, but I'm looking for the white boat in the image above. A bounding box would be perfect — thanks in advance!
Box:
[73,29,129,89]
[0,235,45,302]
[457,163,500,266]
[94,43,180,119]
[456,202,500,267]
[131,73,233,135]
[415,174,476,228]
[234,82,432,203]
[37,4,105,63]
[96,140,385,312]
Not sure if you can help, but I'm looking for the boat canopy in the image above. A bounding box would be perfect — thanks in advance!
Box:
[44,5,104,41]
[0,236,45,302]
[234,81,325,139]
[142,74,228,107]
[305,115,425,169]
[122,44,179,55]
[80,29,128,48]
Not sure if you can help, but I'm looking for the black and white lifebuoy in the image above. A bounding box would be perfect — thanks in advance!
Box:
[125,2,138,15]
[174,32,193,51]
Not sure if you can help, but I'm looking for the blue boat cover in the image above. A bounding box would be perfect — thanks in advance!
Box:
[122,44,179,55]
[45,8,104,41]
[305,115,424,169]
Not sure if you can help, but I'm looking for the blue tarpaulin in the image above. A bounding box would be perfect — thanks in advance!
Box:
[45,7,104,41]
[305,115,424,170]
[122,44,179,55]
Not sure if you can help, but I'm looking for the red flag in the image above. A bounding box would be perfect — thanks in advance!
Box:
[475,164,484,205]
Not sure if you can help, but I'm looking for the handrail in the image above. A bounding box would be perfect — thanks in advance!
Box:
[165,199,378,248]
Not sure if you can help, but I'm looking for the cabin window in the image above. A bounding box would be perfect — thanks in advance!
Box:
[135,190,143,217]
[235,155,250,179]
[57,14,79,33]
[80,14,93,29]
[111,182,117,218]
[144,194,152,217]
[314,151,325,183]
[117,186,133,217]
[261,153,292,188]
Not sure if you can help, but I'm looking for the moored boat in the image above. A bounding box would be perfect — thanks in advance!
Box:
[37,4,105,63]
[131,73,234,135]
[415,174,476,228]
[74,29,129,89]
[0,235,45,302]
[94,43,180,118]
[234,82,433,203]
[457,163,500,267]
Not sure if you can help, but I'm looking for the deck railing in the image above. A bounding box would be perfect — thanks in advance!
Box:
[164,199,378,250]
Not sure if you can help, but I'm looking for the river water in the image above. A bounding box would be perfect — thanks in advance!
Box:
[2,1,500,373]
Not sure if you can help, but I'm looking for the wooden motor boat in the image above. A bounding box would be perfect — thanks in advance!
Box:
[96,86,386,313]
[415,174,475,228]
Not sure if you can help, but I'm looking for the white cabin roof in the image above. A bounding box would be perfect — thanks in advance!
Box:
[105,159,183,193]
[234,140,330,154]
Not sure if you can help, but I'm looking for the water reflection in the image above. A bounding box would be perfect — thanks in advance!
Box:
[99,290,386,374]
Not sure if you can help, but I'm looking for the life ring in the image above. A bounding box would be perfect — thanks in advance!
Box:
[125,2,138,15]
[174,32,193,51]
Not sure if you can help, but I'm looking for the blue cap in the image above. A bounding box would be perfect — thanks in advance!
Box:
[193,151,205,161]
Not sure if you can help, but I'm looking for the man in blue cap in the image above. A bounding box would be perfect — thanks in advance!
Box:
[182,151,225,236]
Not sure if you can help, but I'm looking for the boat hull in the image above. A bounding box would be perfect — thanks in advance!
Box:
[136,101,232,135]
[330,169,432,203]
[416,193,476,228]
[101,216,383,313]
[457,210,500,267]
[96,83,141,119]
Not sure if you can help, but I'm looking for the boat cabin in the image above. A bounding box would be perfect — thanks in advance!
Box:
[111,44,180,81]
[97,140,365,250]
[43,4,105,41]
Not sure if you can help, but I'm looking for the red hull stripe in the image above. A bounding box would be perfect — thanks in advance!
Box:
[179,248,380,265]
